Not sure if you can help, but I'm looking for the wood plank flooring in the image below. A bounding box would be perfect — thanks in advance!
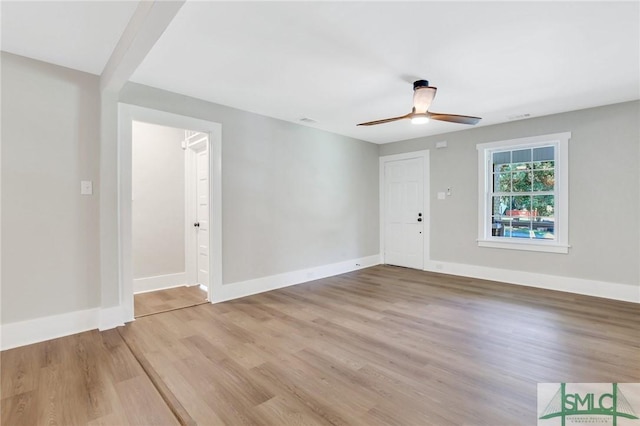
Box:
[134,285,208,318]
[120,265,639,425]
[1,329,179,425]
[3,265,639,425]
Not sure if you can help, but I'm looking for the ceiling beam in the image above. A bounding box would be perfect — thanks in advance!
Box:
[100,0,185,92]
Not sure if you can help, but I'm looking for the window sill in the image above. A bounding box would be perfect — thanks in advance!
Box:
[478,239,570,254]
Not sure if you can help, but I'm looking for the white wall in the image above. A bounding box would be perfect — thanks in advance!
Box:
[1,52,101,323]
[132,121,185,280]
[118,83,380,288]
[380,101,640,300]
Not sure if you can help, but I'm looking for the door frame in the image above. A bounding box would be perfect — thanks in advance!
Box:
[379,150,430,269]
[118,104,222,322]
[184,133,209,291]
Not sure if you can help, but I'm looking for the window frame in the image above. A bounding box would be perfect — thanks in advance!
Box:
[476,132,571,254]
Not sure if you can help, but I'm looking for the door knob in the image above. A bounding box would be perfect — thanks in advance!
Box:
[417,218,422,222]
[194,222,200,228]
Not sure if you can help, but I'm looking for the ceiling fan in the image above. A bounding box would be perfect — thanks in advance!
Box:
[357,80,481,127]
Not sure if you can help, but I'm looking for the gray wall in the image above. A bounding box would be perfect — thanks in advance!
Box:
[120,83,380,285]
[1,52,101,323]
[132,121,185,279]
[1,54,379,325]
[7,48,634,329]
[380,101,640,286]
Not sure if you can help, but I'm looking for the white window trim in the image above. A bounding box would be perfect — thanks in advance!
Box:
[476,132,571,254]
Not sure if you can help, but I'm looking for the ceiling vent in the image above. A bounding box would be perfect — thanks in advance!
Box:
[507,113,533,121]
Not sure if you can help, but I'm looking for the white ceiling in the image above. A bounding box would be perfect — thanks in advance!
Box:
[2,1,639,144]
[1,1,139,75]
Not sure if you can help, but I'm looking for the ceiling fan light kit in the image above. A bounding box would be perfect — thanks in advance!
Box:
[410,114,429,125]
[357,79,481,127]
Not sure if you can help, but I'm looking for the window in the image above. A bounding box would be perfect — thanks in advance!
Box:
[477,132,570,253]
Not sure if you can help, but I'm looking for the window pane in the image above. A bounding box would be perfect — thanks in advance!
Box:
[494,173,511,192]
[533,146,554,161]
[531,192,555,239]
[511,171,532,192]
[493,196,510,238]
[491,216,507,236]
[532,216,555,239]
[510,221,532,239]
[512,195,531,211]
[492,196,510,216]
[512,149,531,163]
[533,160,554,170]
[532,195,554,216]
[493,151,511,165]
[513,162,531,171]
[533,170,554,191]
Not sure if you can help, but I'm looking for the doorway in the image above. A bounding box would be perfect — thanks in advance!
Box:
[131,122,209,317]
[118,104,222,323]
[380,151,430,269]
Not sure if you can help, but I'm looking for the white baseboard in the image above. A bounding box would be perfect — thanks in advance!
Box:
[5,255,633,351]
[133,272,187,294]
[1,304,133,351]
[213,254,381,303]
[424,260,640,303]
[0,256,380,350]
[1,308,100,351]
[99,304,130,331]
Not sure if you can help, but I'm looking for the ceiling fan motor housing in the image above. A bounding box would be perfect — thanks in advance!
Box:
[413,80,430,90]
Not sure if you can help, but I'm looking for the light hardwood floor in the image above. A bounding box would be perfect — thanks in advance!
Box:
[1,329,179,425]
[134,285,208,318]
[2,265,639,425]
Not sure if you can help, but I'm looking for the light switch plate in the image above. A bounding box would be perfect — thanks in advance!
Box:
[81,180,93,195]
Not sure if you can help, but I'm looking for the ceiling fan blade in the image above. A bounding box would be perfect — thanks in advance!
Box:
[357,113,411,126]
[427,112,481,125]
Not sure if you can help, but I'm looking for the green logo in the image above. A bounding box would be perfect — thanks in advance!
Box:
[539,383,639,426]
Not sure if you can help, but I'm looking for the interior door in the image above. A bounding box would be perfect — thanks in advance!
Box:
[384,157,424,269]
[193,141,210,289]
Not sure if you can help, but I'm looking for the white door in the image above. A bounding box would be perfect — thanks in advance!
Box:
[195,144,210,288]
[384,157,424,269]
